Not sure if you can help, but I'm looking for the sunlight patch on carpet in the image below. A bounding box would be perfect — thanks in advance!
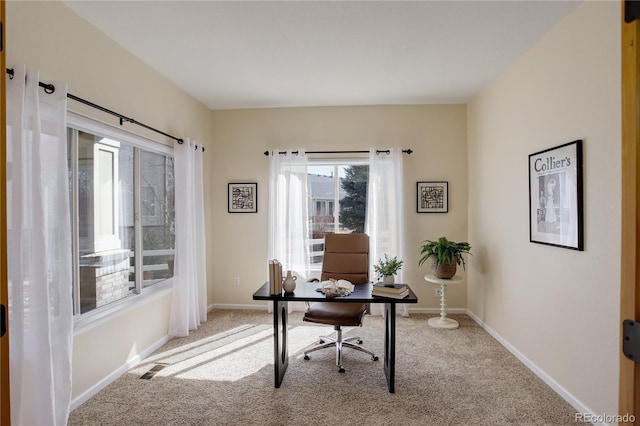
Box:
[138,324,324,382]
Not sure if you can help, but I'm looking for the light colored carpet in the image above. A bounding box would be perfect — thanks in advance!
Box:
[68,310,577,426]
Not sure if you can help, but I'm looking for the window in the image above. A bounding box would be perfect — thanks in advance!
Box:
[67,114,175,316]
[141,151,175,287]
[307,161,369,270]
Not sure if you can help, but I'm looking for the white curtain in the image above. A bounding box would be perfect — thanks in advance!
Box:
[7,66,73,425]
[366,148,408,316]
[267,150,310,312]
[168,139,207,337]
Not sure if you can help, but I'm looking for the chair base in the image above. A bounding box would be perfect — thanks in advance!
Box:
[303,325,378,372]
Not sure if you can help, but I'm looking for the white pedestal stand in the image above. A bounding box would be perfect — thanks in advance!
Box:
[424,274,463,329]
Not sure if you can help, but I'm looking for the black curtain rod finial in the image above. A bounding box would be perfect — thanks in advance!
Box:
[41,82,55,94]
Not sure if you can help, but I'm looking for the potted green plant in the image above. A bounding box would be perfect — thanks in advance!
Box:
[374,253,404,285]
[418,237,471,279]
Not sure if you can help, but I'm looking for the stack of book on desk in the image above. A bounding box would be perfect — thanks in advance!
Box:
[268,259,282,295]
[371,283,409,299]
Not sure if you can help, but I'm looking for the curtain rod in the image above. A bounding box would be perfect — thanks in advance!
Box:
[5,68,187,146]
[264,149,413,156]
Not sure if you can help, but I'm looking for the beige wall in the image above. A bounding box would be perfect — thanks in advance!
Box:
[208,105,468,310]
[6,1,212,401]
[467,1,620,416]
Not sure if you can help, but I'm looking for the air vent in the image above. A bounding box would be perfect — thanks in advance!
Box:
[139,363,169,380]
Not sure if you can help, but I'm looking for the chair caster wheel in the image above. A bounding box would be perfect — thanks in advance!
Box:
[304,355,310,360]
[357,339,363,344]
[372,355,379,361]
[338,367,345,373]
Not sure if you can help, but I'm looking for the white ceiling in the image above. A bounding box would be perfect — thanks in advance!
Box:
[63,1,581,110]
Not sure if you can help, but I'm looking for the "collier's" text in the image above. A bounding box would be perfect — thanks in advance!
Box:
[534,156,571,172]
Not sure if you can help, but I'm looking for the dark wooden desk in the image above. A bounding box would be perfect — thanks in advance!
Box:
[252,281,418,393]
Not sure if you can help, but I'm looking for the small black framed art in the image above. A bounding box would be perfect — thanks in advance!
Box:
[228,182,258,213]
[417,181,448,213]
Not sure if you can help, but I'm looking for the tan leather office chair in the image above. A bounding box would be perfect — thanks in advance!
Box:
[303,233,378,372]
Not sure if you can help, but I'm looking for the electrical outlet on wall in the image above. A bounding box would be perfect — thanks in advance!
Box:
[435,288,443,297]
[233,276,240,286]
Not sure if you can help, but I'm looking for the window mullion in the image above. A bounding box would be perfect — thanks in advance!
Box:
[333,165,340,232]
[70,129,81,317]
[134,147,143,294]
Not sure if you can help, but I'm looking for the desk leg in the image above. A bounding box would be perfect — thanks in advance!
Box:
[383,302,396,393]
[273,300,288,388]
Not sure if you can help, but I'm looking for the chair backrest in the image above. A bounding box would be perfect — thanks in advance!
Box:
[320,233,369,284]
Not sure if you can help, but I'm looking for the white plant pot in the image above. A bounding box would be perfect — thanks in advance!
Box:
[383,275,395,285]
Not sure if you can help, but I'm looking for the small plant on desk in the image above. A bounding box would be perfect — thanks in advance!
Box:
[374,253,404,284]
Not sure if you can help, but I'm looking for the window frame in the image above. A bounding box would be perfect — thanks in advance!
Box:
[68,112,175,331]
[306,156,369,273]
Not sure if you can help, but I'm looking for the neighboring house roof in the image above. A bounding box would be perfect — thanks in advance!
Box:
[308,173,346,200]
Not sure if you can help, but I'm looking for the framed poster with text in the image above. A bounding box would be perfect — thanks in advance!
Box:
[528,140,583,250]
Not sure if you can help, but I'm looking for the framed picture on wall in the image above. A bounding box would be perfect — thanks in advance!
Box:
[417,181,448,213]
[228,182,258,213]
[528,140,583,250]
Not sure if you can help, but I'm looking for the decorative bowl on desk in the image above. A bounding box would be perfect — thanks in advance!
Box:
[315,278,354,298]
[323,288,342,298]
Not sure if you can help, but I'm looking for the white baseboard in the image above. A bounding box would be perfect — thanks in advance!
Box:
[70,334,171,411]
[465,309,609,426]
[407,307,467,315]
[209,303,268,311]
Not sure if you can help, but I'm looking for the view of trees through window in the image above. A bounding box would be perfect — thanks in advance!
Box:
[340,165,368,233]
